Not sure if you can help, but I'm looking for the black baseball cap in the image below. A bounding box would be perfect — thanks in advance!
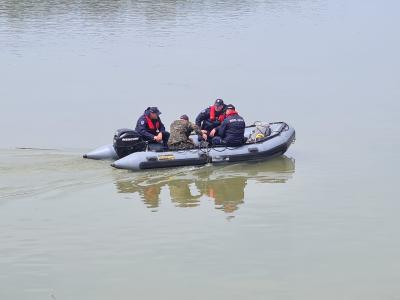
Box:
[225,104,235,110]
[180,114,189,121]
[214,99,224,106]
[148,107,161,115]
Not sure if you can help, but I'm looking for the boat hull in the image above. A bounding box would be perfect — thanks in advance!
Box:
[110,122,295,171]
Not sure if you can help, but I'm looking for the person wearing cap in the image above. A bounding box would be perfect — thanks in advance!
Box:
[168,114,208,150]
[195,99,227,136]
[211,104,246,146]
[135,107,170,147]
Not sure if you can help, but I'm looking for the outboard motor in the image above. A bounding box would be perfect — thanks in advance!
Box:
[113,128,146,158]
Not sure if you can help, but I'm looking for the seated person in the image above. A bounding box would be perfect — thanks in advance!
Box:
[135,107,170,148]
[168,115,208,150]
[195,98,227,134]
[210,104,245,147]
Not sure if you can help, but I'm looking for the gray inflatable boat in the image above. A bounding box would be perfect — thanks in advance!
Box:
[83,122,295,171]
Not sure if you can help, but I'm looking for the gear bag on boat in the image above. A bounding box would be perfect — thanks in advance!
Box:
[247,122,271,143]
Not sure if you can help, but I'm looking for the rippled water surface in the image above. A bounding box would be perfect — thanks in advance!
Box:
[1,1,399,299]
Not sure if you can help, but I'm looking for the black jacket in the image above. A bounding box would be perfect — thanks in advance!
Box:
[135,109,166,140]
[217,113,245,145]
[195,106,226,131]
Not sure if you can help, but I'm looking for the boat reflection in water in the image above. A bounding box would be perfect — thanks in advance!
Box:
[114,156,295,213]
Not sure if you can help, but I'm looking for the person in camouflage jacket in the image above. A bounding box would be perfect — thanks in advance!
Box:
[168,115,208,150]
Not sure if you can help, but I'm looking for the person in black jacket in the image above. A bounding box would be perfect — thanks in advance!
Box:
[195,98,227,133]
[211,104,245,146]
[135,107,170,147]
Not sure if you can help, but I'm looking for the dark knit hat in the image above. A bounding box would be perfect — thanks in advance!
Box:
[148,107,161,115]
[180,114,189,121]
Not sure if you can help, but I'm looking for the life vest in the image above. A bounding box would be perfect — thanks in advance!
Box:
[145,115,160,131]
[209,106,225,123]
[225,110,238,118]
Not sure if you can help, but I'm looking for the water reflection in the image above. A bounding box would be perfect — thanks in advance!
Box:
[0,0,271,21]
[114,156,295,213]
[0,0,315,34]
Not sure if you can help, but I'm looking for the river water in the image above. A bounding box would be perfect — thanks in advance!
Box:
[1,1,399,299]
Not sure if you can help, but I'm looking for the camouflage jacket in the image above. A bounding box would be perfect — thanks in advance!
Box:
[168,120,202,145]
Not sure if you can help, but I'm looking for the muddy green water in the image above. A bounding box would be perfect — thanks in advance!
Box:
[1,1,399,299]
